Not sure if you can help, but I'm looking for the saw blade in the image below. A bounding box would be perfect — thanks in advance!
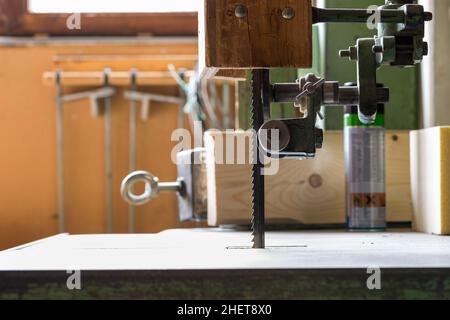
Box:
[250,69,269,249]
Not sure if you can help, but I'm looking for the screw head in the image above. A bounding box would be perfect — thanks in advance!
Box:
[424,11,433,22]
[339,46,357,60]
[234,5,247,19]
[282,7,295,20]
[339,50,351,58]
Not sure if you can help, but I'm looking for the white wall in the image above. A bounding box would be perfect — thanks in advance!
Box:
[420,0,450,128]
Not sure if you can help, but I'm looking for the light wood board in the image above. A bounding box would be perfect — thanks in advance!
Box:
[205,131,412,226]
[410,127,450,235]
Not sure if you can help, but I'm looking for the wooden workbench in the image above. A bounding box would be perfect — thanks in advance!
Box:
[1,229,450,299]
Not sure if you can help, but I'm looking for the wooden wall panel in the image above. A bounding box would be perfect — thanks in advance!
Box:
[0,38,197,250]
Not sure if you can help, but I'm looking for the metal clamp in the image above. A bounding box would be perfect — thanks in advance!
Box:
[124,91,183,121]
[57,87,116,118]
[121,171,184,206]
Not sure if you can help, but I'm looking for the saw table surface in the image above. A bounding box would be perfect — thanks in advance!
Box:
[1,229,450,270]
[1,229,450,299]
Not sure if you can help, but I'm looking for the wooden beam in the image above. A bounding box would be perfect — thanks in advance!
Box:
[0,0,27,34]
[199,0,313,78]
[205,131,413,226]
[43,52,199,87]
[52,54,198,72]
[42,71,196,87]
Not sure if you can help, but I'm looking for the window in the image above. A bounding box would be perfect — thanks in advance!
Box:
[28,0,198,13]
[0,0,198,36]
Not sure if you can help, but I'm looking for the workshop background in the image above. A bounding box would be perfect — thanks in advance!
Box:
[0,0,449,250]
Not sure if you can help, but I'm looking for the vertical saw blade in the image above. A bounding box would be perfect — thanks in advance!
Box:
[250,69,270,249]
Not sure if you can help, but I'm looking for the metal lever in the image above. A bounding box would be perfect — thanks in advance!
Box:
[121,171,184,206]
[294,74,325,117]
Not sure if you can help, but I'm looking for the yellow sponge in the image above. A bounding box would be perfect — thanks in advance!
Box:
[410,127,450,235]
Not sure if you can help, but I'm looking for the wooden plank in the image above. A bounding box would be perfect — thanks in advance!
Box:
[199,0,312,78]
[410,127,450,235]
[205,131,412,226]
[52,54,198,72]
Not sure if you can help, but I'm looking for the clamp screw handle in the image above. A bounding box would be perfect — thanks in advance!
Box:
[295,78,325,101]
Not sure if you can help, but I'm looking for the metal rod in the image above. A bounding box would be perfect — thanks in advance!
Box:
[272,84,389,106]
[234,82,240,129]
[178,72,186,130]
[55,71,65,234]
[128,70,138,234]
[57,87,115,103]
[104,69,114,234]
[222,81,231,129]
[124,91,182,105]
[159,181,183,193]
[312,7,405,24]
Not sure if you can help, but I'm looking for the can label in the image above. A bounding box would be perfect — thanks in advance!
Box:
[344,116,386,230]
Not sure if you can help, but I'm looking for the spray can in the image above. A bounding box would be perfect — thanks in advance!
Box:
[344,99,386,231]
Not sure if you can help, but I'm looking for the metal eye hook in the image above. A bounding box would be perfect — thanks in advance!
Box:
[120,171,159,206]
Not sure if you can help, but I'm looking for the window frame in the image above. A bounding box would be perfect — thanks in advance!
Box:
[0,0,198,36]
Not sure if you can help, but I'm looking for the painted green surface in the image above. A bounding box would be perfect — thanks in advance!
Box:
[2,271,450,300]
[238,1,419,131]
[345,114,385,127]
[323,0,419,130]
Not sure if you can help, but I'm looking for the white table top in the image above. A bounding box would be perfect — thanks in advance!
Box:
[1,229,450,271]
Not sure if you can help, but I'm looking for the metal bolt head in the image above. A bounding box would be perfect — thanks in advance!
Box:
[422,42,429,56]
[234,5,247,19]
[282,7,295,20]
[372,45,384,54]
